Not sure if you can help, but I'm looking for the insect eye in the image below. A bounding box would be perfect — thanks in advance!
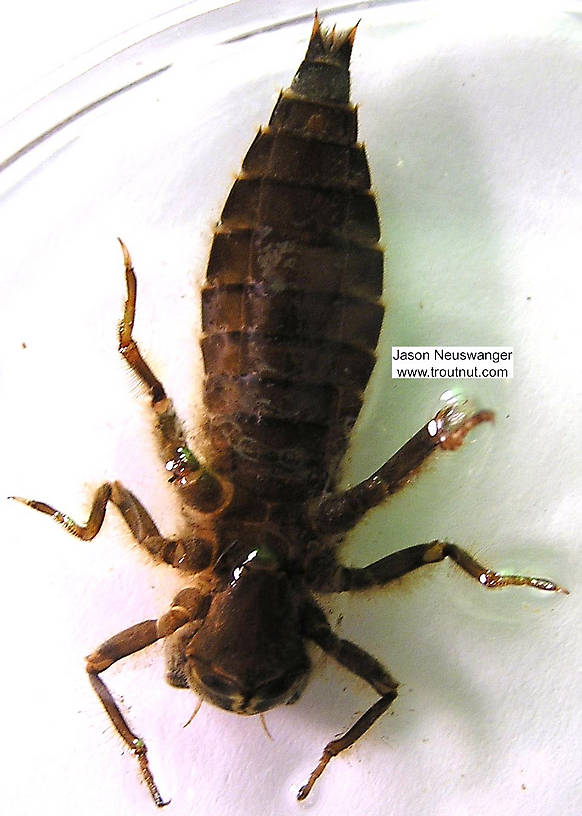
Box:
[200,674,235,695]
[260,675,293,699]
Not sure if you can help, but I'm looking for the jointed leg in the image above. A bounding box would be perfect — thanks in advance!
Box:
[117,239,231,515]
[299,601,399,799]
[10,481,214,573]
[85,597,196,808]
[311,404,493,536]
[86,620,167,806]
[310,539,568,594]
[299,539,565,799]
[10,483,113,540]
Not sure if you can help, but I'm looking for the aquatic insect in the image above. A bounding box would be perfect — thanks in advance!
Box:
[12,13,567,808]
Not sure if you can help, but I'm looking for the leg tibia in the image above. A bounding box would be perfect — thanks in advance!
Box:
[438,542,567,592]
[297,694,396,800]
[87,672,168,807]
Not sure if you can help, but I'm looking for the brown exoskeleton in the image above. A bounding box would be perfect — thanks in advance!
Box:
[11,13,567,807]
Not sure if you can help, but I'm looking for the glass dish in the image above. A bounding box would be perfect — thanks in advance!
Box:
[2,3,580,815]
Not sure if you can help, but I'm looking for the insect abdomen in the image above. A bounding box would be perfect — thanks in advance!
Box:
[201,21,384,501]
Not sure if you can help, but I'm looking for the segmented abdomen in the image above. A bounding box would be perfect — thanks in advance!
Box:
[201,28,384,501]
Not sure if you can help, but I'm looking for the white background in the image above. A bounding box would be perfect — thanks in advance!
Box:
[1,2,581,816]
